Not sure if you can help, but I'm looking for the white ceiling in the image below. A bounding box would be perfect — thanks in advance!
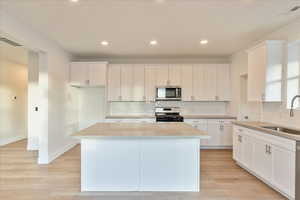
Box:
[2,0,300,58]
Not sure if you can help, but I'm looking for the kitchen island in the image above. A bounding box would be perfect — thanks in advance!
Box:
[72,122,209,192]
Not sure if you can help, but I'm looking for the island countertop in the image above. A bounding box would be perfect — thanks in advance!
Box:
[72,122,209,139]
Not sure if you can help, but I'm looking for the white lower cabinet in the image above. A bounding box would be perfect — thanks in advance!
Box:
[272,145,295,197]
[252,138,272,182]
[233,125,296,199]
[185,119,234,148]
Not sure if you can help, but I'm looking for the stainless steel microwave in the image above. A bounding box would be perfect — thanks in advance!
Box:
[156,87,182,101]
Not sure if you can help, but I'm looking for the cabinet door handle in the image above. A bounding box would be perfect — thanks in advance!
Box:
[220,124,224,131]
[268,145,272,154]
[238,135,242,143]
[265,144,268,154]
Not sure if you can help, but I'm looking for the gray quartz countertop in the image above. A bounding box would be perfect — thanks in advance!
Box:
[72,122,210,139]
[233,121,300,141]
[105,115,237,119]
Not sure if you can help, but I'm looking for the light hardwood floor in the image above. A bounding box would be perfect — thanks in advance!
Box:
[0,140,286,200]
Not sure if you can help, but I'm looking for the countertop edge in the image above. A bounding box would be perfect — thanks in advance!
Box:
[233,121,300,141]
[73,136,211,139]
[105,115,237,120]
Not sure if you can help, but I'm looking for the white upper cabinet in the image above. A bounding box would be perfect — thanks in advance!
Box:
[155,65,182,86]
[132,65,145,101]
[247,41,284,102]
[106,63,231,102]
[203,64,217,101]
[70,62,88,86]
[145,66,157,102]
[107,65,121,101]
[88,63,107,86]
[181,65,194,101]
[156,65,169,86]
[121,65,134,101]
[168,65,182,86]
[193,64,217,101]
[70,62,107,87]
[216,64,231,101]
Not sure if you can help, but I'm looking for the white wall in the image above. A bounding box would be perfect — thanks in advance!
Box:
[229,51,261,121]
[0,11,78,163]
[230,18,300,128]
[78,87,106,129]
[0,44,28,145]
[27,51,39,150]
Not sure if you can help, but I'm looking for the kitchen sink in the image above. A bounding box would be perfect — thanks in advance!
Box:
[261,126,300,135]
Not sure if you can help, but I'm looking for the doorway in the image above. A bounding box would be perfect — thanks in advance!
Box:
[0,35,47,163]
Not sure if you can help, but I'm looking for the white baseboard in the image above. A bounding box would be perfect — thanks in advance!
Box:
[38,140,79,164]
[0,135,27,146]
[27,137,39,151]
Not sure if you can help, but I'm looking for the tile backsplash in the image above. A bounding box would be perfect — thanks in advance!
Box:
[108,101,229,116]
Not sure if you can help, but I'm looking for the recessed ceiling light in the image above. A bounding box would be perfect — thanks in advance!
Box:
[70,0,79,2]
[101,41,109,46]
[200,40,208,45]
[150,40,158,46]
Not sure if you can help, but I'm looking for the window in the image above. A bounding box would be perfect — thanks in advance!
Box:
[287,42,300,109]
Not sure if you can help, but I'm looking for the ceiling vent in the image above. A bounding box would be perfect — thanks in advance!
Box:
[0,37,22,47]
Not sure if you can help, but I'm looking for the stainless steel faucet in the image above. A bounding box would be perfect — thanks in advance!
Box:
[290,95,300,117]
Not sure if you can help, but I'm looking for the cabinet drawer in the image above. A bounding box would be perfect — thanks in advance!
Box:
[184,119,208,124]
[234,125,296,152]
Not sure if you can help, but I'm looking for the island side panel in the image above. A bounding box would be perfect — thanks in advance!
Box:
[140,138,200,191]
[81,137,201,192]
[81,139,140,191]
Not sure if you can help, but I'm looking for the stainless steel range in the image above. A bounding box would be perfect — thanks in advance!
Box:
[155,107,184,122]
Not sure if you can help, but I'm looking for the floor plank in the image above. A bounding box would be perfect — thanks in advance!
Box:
[0,140,287,200]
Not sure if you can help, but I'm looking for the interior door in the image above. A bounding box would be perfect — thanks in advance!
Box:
[107,65,121,101]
